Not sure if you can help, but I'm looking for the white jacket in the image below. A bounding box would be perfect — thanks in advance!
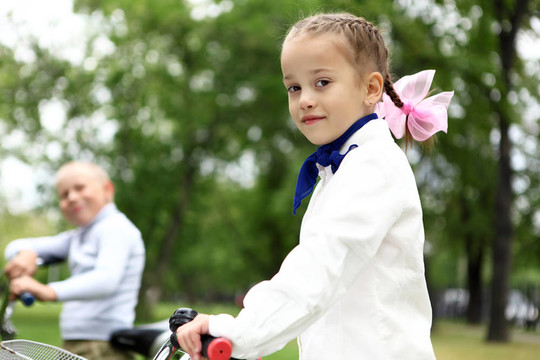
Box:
[209,119,436,360]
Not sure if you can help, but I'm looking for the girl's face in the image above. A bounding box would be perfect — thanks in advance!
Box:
[281,33,375,145]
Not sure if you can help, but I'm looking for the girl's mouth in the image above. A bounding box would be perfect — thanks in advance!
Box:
[301,115,325,125]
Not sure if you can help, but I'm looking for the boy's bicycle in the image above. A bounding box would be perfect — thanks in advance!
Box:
[0,280,84,360]
[0,333,232,360]
[0,259,244,360]
[1,278,35,342]
[0,288,237,360]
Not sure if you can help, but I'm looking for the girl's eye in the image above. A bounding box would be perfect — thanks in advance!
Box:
[316,79,329,87]
[287,85,301,93]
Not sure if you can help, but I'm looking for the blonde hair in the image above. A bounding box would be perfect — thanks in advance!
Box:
[284,13,422,147]
[55,161,110,185]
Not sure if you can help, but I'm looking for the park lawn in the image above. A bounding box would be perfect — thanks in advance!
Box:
[8,302,540,359]
[431,320,540,360]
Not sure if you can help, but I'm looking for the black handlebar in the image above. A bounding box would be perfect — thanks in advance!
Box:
[169,307,237,360]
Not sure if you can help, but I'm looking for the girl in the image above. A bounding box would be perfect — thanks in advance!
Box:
[177,12,452,360]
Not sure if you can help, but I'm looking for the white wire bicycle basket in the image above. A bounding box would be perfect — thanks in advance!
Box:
[0,340,87,360]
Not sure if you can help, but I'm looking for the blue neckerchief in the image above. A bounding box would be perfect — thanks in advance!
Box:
[292,113,377,215]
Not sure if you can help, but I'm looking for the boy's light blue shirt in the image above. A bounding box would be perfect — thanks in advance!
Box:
[5,203,145,341]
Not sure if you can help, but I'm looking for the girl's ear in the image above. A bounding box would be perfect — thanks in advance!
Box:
[364,72,383,106]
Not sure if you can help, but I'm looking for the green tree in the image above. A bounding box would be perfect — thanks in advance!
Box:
[486,0,537,342]
[68,0,327,318]
[2,1,539,334]
[391,1,539,341]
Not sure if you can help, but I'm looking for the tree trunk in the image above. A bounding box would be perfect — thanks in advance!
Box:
[136,166,196,321]
[461,194,484,324]
[487,117,513,341]
[486,0,529,342]
[466,236,484,324]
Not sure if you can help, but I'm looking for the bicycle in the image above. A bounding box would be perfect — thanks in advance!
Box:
[0,335,232,360]
[0,279,81,360]
[113,307,241,360]
[0,260,241,360]
[1,278,35,341]
[0,301,238,360]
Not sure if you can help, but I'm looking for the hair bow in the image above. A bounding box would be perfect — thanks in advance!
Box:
[376,70,454,142]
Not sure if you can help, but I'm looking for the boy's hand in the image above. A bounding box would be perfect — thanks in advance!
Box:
[176,314,210,360]
[4,249,39,279]
[9,275,57,302]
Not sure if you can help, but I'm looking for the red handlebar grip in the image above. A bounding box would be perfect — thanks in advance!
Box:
[206,337,232,360]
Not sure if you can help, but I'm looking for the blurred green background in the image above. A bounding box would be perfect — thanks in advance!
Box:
[1,0,540,358]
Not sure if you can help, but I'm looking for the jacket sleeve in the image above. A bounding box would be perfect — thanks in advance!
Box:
[4,231,73,262]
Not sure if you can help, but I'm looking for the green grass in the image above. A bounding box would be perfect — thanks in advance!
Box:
[9,302,62,346]
[7,302,540,359]
[431,320,540,360]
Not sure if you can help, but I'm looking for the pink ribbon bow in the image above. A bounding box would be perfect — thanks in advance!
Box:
[375,70,454,142]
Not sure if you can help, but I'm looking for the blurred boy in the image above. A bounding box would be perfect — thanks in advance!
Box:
[4,161,145,360]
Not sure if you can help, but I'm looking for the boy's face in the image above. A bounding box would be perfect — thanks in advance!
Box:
[56,165,114,227]
[281,33,373,145]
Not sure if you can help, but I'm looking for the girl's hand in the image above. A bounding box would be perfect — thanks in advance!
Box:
[176,314,210,360]
[9,275,57,302]
[4,250,39,279]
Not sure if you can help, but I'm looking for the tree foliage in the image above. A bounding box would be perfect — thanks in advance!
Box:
[1,0,539,331]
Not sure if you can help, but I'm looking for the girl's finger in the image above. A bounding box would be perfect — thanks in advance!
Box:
[191,333,202,360]
[179,331,200,360]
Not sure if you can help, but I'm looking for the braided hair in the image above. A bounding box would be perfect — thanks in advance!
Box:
[284,13,419,147]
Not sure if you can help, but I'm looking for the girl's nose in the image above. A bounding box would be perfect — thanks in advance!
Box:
[299,91,316,110]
